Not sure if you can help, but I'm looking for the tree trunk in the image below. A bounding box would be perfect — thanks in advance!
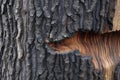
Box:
[0,0,119,80]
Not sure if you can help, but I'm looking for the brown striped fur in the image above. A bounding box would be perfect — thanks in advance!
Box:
[48,31,120,80]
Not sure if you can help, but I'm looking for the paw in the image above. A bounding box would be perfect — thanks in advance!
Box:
[45,44,59,55]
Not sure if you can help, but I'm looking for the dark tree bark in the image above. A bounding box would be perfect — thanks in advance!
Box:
[0,0,119,80]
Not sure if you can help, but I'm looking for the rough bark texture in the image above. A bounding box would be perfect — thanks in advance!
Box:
[0,0,119,80]
[113,0,120,31]
[48,31,120,80]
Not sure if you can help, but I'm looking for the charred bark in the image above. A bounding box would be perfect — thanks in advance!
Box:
[0,0,119,80]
